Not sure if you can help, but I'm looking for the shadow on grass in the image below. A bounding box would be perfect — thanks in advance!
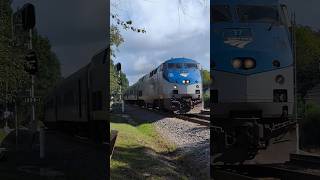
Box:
[110,105,171,126]
[111,146,188,180]
[0,130,108,180]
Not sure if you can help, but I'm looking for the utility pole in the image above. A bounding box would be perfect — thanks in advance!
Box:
[116,63,124,113]
[292,12,299,154]
[19,3,44,158]
[29,29,36,132]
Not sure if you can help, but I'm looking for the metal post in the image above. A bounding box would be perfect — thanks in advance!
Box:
[119,72,124,113]
[29,29,36,132]
[15,102,18,149]
[292,13,299,154]
[5,81,8,130]
[40,128,45,158]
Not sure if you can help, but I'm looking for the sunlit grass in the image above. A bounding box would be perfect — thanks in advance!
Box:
[110,115,185,180]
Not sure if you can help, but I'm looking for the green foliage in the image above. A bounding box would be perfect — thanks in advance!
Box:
[0,0,29,103]
[0,0,61,124]
[32,31,61,120]
[202,90,210,108]
[300,102,320,148]
[296,26,320,97]
[201,69,210,88]
[110,24,129,98]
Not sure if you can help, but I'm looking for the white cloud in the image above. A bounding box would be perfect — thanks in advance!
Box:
[112,0,210,85]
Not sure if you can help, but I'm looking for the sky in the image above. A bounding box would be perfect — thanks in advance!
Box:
[112,0,210,85]
[12,0,108,77]
[10,0,320,83]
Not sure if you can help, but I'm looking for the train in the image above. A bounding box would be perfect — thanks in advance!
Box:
[124,58,203,114]
[211,0,296,163]
[43,48,109,142]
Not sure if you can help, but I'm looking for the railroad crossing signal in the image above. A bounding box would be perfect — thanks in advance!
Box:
[21,3,36,30]
[24,51,38,75]
[24,97,41,103]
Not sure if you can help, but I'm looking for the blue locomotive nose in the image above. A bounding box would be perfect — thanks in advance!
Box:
[163,58,202,85]
[165,70,201,85]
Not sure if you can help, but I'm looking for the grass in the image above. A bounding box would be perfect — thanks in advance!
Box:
[0,129,6,144]
[110,114,188,180]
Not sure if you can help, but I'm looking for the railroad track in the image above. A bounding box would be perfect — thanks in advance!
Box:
[175,113,210,126]
[213,153,320,180]
[129,104,210,126]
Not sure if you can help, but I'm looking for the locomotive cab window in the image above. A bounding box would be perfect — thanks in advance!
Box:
[168,63,175,69]
[176,63,182,69]
[237,5,279,23]
[212,5,232,22]
[185,63,198,69]
[280,4,291,28]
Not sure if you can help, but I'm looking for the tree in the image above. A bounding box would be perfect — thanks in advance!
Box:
[201,69,210,88]
[296,26,320,97]
[0,0,61,124]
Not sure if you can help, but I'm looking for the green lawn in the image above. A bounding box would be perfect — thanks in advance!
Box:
[0,129,6,144]
[110,115,187,180]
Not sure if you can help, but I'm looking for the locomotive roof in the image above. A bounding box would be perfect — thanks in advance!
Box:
[164,58,198,64]
[212,0,287,5]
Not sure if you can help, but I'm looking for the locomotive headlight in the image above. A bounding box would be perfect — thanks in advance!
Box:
[232,59,242,69]
[186,80,190,84]
[173,85,177,89]
[182,80,186,84]
[275,75,285,84]
[243,58,256,69]
[273,60,281,67]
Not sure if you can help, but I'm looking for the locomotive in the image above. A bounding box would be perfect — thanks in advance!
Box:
[43,49,109,142]
[211,0,296,163]
[124,58,203,114]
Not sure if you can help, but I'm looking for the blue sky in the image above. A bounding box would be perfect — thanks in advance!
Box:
[112,0,210,85]
[11,0,320,80]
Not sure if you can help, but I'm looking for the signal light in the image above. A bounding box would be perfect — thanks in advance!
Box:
[273,60,281,67]
[243,59,256,69]
[24,51,38,75]
[232,59,242,69]
[22,3,36,30]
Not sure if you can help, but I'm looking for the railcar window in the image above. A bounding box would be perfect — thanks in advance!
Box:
[176,63,182,69]
[168,63,175,69]
[237,6,279,23]
[185,63,198,69]
[212,5,232,22]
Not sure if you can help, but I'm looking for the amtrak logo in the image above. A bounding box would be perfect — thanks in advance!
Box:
[224,37,253,48]
[223,29,253,48]
[180,72,189,77]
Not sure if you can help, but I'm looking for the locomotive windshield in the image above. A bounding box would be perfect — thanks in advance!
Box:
[212,5,232,22]
[237,6,279,23]
[167,63,199,69]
